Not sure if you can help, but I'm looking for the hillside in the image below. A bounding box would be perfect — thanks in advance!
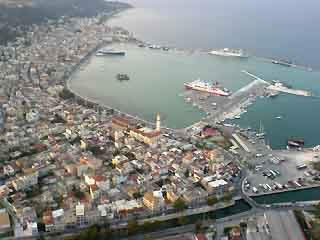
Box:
[0,0,131,44]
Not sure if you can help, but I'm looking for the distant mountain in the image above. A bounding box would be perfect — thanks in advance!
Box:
[0,0,131,44]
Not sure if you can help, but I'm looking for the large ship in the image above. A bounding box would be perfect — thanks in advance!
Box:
[184,79,230,96]
[209,48,248,58]
[272,59,293,67]
[96,48,126,56]
[288,138,304,148]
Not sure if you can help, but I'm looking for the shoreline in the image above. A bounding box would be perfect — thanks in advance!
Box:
[249,184,320,198]
[65,8,320,151]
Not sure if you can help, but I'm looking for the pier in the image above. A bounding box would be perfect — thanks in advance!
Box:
[241,70,270,85]
[242,70,313,97]
[267,84,312,97]
[232,133,251,153]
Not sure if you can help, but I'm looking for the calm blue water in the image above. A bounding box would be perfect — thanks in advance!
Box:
[112,0,320,69]
[105,0,320,149]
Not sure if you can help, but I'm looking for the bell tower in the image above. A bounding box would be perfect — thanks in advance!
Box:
[156,113,161,132]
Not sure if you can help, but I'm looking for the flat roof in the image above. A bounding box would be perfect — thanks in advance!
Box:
[76,204,85,216]
[208,179,228,188]
[52,209,64,218]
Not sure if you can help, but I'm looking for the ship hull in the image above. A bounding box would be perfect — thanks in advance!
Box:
[184,84,229,96]
[99,52,125,56]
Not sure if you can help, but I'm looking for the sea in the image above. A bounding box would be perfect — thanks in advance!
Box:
[70,0,320,149]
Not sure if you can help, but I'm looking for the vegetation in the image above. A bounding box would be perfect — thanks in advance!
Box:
[64,225,100,240]
[59,88,75,100]
[184,169,190,178]
[127,219,139,236]
[173,198,187,212]
[207,196,218,206]
[312,161,320,171]
[195,221,203,233]
[293,210,313,240]
[72,186,85,200]
[223,226,233,235]
[221,192,233,202]
[177,216,188,226]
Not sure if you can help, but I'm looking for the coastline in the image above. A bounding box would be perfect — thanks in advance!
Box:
[64,5,320,153]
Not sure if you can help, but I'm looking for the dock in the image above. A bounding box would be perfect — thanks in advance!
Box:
[241,70,270,85]
[242,70,313,97]
[267,84,312,97]
[232,133,251,153]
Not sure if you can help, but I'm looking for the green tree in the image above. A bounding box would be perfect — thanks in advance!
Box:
[222,192,232,202]
[144,234,154,240]
[177,216,188,226]
[133,192,142,199]
[314,202,320,219]
[128,219,139,235]
[184,169,190,178]
[207,196,218,206]
[173,198,187,212]
[87,226,98,239]
[312,162,320,171]
[195,221,203,233]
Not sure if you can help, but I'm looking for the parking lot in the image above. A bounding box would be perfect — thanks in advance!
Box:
[244,149,320,195]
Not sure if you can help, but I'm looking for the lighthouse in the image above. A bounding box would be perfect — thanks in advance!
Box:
[156,112,161,132]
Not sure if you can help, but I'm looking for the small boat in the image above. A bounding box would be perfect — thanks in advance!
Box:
[97,48,126,56]
[149,45,161,50]
[275,116,283,120]
[116,74,130,81]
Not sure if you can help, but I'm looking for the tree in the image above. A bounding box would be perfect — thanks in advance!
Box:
[177,216,188,226]
[314,202,320,219]
[133,192,142,199]
[173,198,187,212]
[222,192,232,202]
[207,196,218,206]
[313,162,320,171]
[128,219,139,235]
[184,169,190,178]
[195,221,203,233]
[87,226,98,239]
[144,234,154,240]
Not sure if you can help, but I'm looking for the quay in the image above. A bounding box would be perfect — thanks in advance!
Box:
[232,133,251,153]
[248,184,320,198]
[183,75,269,132]
[242,70,313,97]
[240,70,270,85]
[267,84,312,96]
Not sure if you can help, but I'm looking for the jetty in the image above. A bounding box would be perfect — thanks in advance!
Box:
[241,70,270,84]
[242,70,312,97]
[267,84,312,97]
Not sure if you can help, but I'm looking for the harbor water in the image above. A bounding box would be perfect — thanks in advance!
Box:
[70,43,320,149]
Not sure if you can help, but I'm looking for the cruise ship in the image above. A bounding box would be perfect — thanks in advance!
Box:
[184,79,230,96]
[96,48,126,56]
[209,48,248,58]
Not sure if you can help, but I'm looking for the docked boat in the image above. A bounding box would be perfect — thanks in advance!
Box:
[272,59,292,67]
[97,48,126,56]
[184,79,230,96]
[116,74,130,81]
[149,45,161,50]
[209,48,248,58]
[288,138,304,146]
